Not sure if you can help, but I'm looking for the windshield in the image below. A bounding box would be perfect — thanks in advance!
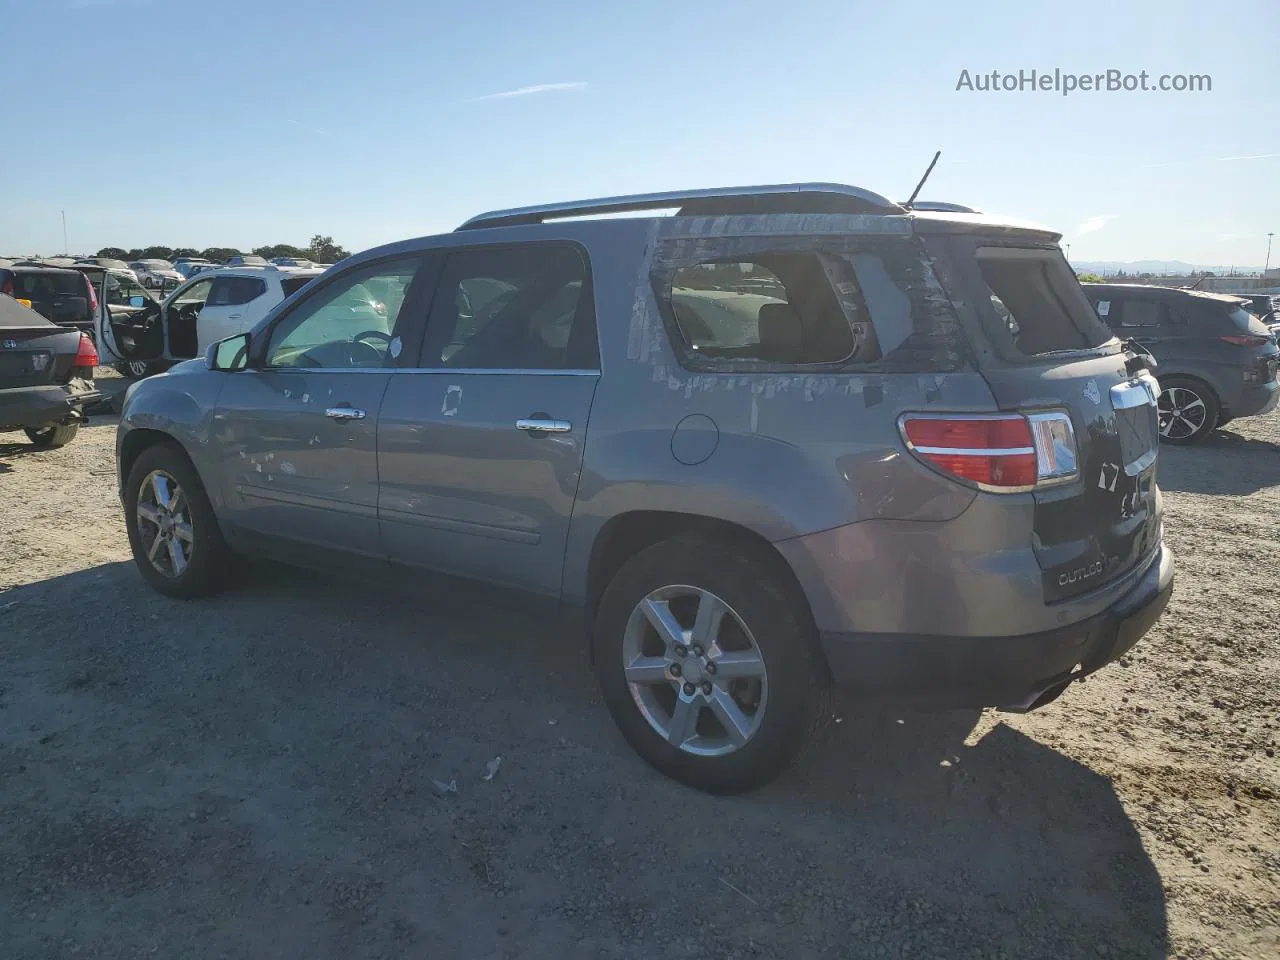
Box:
[12,271,85,297]
[105,272,153,304]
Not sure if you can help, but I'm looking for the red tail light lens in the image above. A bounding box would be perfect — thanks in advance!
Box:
[1219,334,1269,346]
[74,333,99,370]
[901,414,1041,490]
[84,275,99,314]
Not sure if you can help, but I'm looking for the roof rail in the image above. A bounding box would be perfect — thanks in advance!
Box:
[904,201,982,214]
[457,182,904,230]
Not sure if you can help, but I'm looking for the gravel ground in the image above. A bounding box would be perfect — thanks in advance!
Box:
[1,373,1277,959]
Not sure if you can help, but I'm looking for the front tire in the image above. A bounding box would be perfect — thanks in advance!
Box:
[1158,376,1219,444]
[593,535,828,794]
[24,424,79,448]
[124,444,231,599]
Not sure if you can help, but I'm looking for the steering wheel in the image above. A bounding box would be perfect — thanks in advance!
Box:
[353,329,392,348]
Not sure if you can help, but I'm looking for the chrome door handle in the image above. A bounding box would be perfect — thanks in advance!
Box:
[516,418,572,433]
[326,407,366,421]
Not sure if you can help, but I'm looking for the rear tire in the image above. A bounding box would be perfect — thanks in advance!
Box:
[593,535,829,794]
[124,443,231,599]
[24,424,79,448]
[1157,376,1218,444]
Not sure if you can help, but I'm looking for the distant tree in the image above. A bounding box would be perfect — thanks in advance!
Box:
[252,243,310,260]
[1076,272,1105,283]
[171,247,200,259]
[306,235,350,263]
[96,247,129,260]
[139,246,175,260]
[200,247,241,264]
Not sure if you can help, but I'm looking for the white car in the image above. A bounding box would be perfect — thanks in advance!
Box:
[129,259,185,289]
[96,266,323,378]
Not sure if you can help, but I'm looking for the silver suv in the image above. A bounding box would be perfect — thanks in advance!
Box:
[116,183,1174,793]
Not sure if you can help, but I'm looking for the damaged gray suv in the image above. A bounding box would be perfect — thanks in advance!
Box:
[116,183,1174,793]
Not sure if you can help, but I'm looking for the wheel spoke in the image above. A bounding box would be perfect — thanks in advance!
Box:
[146,530,165,562]
[690,591,727,652]
[640,598,686,649]
[151,473,174,510]
[624,655,671,686]
[167,539,187,575]
[666,694,701,746]
[711,649,765,680]
[169,487,187,517]
[136,502,164,526]
[708,688,753,746]
[173,521,194,544]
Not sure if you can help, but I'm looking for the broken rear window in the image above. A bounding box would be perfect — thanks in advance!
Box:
[652,236,969,372]
[969,247,1113,358]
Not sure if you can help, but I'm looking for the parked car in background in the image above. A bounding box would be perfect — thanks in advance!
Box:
[269,257,314,268]
[226,254,268,267]
[98,265,322,378]
[0,262,99,332]
[174,257,215,279]
[1240,293,1280,338]
[129,259,184,289]
[0,293,100,448]
[1083,283,1280,443]
[114,183,1173,793]
[76,257,138,281]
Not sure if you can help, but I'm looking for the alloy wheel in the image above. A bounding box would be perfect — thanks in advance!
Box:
[1158,385,1207,440]
[621,585,769,757]
[135,470,194,578]
[127,360,150,378]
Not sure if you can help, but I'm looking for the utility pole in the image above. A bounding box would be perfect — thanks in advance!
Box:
[61,211,68,256]
[1266,232,1274,276]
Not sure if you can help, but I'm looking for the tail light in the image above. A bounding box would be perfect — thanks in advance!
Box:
[900,412,1078,492]
[84,274,99,315]
[73,332,98,374]
[1219,334,1269,346]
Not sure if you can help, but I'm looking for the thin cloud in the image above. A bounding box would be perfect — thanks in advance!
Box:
[465,81,587,103]
[1076,215,1118,236]
[1144,152,1280,168]
[284,118,332,138]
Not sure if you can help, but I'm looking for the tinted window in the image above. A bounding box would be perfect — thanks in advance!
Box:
[280,276,315,298]
[266,257,420,369]
[972,249,1112,357]
[1113,299,1161,327]
[206,276,266,306]
[12,271,85,297]
[422,244,596,370]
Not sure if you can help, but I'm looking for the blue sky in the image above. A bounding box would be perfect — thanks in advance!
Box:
[1,0,1276,266]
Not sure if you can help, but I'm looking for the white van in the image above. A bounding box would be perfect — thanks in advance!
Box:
[96,266,323,378]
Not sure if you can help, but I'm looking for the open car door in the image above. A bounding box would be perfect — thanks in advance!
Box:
[77,265,165,364]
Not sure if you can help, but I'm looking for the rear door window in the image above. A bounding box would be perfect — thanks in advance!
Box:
[206,276,266,306]
[970,248,1113,357]
[420,244,597,370]
[1110,298,1162,328]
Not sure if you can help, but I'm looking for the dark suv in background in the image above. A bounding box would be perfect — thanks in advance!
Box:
[0,262,98,333]
[1082,284,1279,443]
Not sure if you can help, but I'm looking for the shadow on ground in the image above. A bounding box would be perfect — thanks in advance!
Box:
[1156,426,1280,494]
[0,561,1168,959]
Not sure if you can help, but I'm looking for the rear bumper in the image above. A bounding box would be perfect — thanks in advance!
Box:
[1226,378,1279,418]
[0,383,101,430]
[819,543,1174,710]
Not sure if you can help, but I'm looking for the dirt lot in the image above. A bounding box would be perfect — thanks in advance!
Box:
[1,374,1277,959]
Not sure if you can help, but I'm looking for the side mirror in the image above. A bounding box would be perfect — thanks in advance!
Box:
[208,332,251,372]
[128,295,147,308]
